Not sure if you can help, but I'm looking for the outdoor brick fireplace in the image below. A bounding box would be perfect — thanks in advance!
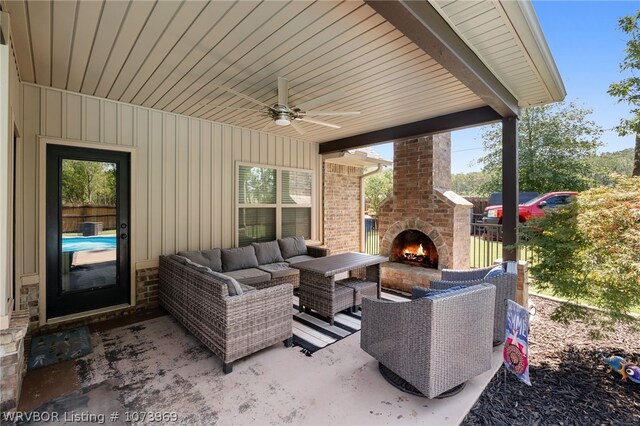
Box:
[378,133,472,292]
[391,230,438,269]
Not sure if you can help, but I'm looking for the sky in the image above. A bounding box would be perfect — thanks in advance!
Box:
[373,1,639,174]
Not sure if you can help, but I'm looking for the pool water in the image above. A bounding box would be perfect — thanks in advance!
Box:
[62,235,117,252]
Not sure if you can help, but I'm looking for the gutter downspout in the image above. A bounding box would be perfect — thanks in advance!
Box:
[360,165,384,252]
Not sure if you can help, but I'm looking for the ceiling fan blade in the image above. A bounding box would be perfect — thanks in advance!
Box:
[299,117,341,129]
[304,111,360,116]
[210,83,272,109]
[289,120,306,135]
[277,77,289,107]
[295,90,348,112]
[208,105,263,113]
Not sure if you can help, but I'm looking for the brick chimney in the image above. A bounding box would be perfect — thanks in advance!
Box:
[378,133,471,270]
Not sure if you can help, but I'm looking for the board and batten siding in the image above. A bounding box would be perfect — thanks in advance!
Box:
[18,84,322,279]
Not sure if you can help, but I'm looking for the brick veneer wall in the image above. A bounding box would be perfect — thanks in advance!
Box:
[323,162,362,254]
[378,134,471,270]
[18,266,159,335]
[19,283,39,331]
[136,267,159,310]
[0,310,29,413]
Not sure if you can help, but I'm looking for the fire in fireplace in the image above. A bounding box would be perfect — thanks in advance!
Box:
[391,230,438,269]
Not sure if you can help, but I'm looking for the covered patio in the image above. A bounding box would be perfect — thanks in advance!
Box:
[0,0,564,422]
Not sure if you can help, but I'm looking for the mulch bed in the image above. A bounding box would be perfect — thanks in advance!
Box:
[463,295,640,426]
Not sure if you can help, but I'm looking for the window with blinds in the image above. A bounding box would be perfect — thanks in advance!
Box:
[237,164,313,246]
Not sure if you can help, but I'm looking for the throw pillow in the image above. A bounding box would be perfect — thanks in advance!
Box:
[484,265,506,280]
[412,285,468,300]
[278,236,308,259]
[221,246,259,272]
[203,269,244,296]
[251,241,284,265]
[177,249,222,272]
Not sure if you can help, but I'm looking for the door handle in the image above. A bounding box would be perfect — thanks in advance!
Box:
[120,233,128,240]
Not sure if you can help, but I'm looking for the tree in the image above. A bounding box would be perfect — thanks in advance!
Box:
[608,10,640,177]
[589,148,635,185]
[364,168,393,217]
[451,171,492,196]
[477,102,603,194]
[521,175,640,330]
[61,160,116,205]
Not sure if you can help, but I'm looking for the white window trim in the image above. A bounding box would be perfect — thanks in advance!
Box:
[235,162,315,246]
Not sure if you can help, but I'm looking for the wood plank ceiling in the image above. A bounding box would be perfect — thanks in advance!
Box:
[431,0,554,107]
[4,0,494,143]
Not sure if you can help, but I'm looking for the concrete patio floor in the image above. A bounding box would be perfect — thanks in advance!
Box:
[19,313,503,425]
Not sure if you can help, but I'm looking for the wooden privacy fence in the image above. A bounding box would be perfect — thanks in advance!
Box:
[62,205,116,233]
[464,196,489,216]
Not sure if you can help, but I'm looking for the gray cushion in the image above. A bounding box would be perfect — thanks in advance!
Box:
[202,269,244,296]
[177,249,222,272]
[178,257,243,296]
[278,236,308,259]
[251,241,284,265]
[182,257,213,273]
[169,254,189,264]
[221,246,259,272]
[258,262,299,279]
[285,254,316,264]
[221,268,271,286]
[239,283,256,293]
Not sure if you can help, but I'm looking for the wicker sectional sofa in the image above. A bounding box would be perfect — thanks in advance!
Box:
[158,237,329,373]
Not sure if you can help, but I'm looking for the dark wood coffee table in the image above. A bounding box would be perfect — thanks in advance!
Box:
[291,252,388,325]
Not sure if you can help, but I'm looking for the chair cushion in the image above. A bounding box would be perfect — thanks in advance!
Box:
[183,257,213,274]
[258,262,299,279]
[484,265,506,280]
[177,249,222,272]
[239,283,256,294]
[278,236,308,259]
[222,268,271,286]
[412,285,468,300]
[284,254,316,264]
[200,269,244,296]
[177,257,243,296]
[251,241,284,265]
[221,246,259,272]
[169,254,189,264]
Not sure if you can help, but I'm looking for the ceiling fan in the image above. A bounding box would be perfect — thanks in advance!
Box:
[207,77,360,134]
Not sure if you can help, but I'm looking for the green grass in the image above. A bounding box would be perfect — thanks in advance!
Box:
[529,279,640,316]
[469,235,536,268]
[365,231,379,254]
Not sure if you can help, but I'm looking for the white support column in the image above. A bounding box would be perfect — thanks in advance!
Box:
[0,12,11,329]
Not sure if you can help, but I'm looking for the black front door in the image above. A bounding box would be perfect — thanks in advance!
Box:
[46,145,130,319]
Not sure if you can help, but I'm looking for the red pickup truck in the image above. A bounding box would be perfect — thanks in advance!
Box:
[482,191,578,224]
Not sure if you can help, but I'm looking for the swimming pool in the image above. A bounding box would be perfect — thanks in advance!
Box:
[62,235,117,252]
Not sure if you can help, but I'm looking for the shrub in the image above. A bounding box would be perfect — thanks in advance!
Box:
[522,175,640,329]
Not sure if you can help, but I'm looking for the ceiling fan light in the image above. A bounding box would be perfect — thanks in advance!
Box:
[274,112,290,126]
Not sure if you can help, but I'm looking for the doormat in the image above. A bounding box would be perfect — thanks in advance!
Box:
[28,326,93,370]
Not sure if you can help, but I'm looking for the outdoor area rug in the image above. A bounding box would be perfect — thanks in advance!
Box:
[28,326,92,370]
[291,291,408,355]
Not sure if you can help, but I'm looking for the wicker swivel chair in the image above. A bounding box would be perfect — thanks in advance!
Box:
[360,284,496,399]
[430,264,517,345]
